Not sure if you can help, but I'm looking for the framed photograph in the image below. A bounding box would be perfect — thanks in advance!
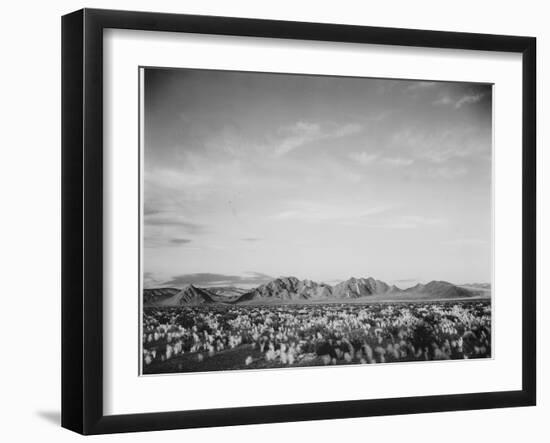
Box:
[61,8,536,435]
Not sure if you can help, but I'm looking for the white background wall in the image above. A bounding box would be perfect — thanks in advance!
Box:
[0,0,546,441]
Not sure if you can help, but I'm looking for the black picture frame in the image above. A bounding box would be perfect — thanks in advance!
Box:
[61,8,536,435]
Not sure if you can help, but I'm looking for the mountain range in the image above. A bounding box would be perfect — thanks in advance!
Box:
[143,276,490,307]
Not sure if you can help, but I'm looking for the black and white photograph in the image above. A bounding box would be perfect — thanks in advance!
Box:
[141,68,493,375]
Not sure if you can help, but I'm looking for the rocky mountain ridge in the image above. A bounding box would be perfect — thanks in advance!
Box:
[144,276,490,306]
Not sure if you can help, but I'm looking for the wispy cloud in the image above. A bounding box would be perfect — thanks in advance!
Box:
[144,213,206,232]
[242,237,261,242]
[381,157,414,166]
[144,207,162,216]
[332,123,363,137]
[271,201,391,224]
[349,152,414,167]
[272,122,322,157]
[170,238,192,245]
[420,148,464,164]
[391,128,490,164]
[144,211,206,248]
[349,152,378,165]
[145,166,211,190]
[144,233,199,248]
[432,95,454,106]
[455,93,485,109]
[364,215,444,229]
[164,272,273,288]
[272,121,362,157]
[144,158,249,210]
[406,81,437,91]
[433,92,486,109]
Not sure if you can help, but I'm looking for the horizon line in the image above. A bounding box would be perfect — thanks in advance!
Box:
[144,275,492,291]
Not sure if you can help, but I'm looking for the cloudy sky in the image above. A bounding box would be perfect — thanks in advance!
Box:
[142,68,492,289]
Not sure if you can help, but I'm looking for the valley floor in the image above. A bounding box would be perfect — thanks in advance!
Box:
[142,300,492,375]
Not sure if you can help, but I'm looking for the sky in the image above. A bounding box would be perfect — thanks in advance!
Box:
[142,67,492,289]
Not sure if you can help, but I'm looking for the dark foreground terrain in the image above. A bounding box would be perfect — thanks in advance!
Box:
[142,300,491,374]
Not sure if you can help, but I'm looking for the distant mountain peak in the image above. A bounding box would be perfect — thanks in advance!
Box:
[144,275,487,305]
[144,284,216,306]
[388,284,403,293]
[332,277,391,299]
